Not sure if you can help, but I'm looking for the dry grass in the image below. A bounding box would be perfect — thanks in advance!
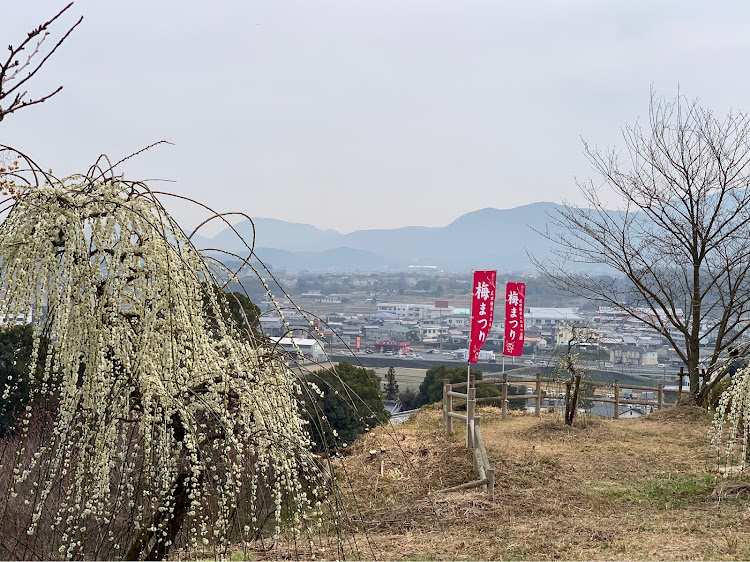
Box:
[311,404,750,561]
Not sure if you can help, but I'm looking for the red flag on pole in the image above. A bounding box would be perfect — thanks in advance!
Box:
[469,270,497,364]
[504,282,526,356]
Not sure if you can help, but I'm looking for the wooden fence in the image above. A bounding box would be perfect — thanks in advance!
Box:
[443,373,684,423]
[438,369,710,496]
[439,372,695,495]
[440,377,494,497]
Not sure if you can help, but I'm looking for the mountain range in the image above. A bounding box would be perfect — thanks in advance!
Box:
[190,202,570,272]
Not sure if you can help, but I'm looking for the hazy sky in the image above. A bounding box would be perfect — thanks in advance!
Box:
[4,1,750,234]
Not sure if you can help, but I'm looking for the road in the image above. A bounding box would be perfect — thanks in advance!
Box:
[327,351,682,391]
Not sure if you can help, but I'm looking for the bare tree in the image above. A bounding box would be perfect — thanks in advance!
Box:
[0,3,82,122]
[552,323,596,425]
[537,93,750,405]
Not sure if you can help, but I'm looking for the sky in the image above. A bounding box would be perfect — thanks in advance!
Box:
[3,1,750,235]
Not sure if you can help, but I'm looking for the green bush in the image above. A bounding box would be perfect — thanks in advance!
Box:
[416,364,499,406]
[507,384,528,410]
[300,361,389,451]
[0,324,48,436]
[397,389,419,410]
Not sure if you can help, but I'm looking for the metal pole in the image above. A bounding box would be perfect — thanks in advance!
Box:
[501,372,508,420]
[467,269,474,447]
[466,363,471,446]
[467,386,476,449]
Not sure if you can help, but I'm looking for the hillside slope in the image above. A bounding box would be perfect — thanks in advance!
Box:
[325,406,748,561]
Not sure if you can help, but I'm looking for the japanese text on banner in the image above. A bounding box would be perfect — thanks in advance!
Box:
[469,270,497,363]
[504,282,525,357]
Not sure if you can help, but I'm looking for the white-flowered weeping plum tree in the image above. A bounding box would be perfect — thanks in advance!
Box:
[710,341,750,472]
[0,7,384,559]
[0,152,334,560]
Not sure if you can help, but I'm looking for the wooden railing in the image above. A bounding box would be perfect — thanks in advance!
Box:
[443,373,681,423]
[440,376,494,497]
[439,372,687,495]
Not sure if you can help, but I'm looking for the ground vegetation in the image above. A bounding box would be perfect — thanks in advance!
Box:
[329,405,750,561]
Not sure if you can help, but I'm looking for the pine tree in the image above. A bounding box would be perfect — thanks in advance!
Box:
[384,366,399,400]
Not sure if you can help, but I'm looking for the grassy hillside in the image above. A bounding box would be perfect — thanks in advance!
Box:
[326,405,750,561]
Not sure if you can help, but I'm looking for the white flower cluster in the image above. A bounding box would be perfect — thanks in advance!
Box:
[0,176,322,558]
[710,365,750,469]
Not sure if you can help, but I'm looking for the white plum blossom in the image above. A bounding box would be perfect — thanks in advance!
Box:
[711,364,750,469]
[0,173,325,559]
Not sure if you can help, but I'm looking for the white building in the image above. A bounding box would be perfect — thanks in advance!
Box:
[377,303,421,318]
[554,324,597,346]
[272,337,325,362]
[419,324,449,344]
[527,307,582,327]
[0,311,32,326]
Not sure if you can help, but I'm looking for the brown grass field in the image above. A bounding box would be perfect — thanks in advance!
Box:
[312,404,750,561]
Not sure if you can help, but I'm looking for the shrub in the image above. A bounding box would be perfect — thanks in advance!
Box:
[416,364,499,406]
[301,361,389,451]
[397,389,419,410]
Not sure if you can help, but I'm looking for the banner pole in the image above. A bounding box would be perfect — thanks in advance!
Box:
[502,282,507,375]
[467,269,474,447]
[466,362,471,446]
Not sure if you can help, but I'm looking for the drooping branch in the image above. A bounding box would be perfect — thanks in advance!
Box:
[0,165,326,559]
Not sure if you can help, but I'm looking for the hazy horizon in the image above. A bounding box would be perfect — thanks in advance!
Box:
[5,2,750,234]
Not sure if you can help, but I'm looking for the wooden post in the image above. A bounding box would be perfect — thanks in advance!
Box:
[535,372,542,417]
[467,387,476,448]
[442,379,448,426]
[486,468,495,500]
[444,379,453,435]
[501,372,508,420]
[613,380,620,420]
[473,416,481,474]
[678,367,684,403]
[657,382,663,410]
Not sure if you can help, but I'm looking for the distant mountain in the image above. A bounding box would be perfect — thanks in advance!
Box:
[249,246,386,270]
[191,202,573,272]
[190,217,342,254]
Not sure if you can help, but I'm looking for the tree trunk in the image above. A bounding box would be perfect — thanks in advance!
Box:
[123,470,198,561]
[564,376,581,426]
[683,331,703,405]
[124,413,196,561]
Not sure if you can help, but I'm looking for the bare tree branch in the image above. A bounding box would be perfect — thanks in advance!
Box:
[534,93,750,405]
[0,3,82,122]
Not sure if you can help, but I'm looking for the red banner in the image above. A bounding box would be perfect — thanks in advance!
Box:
[469,270,497,364]
[504,282,525,356]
